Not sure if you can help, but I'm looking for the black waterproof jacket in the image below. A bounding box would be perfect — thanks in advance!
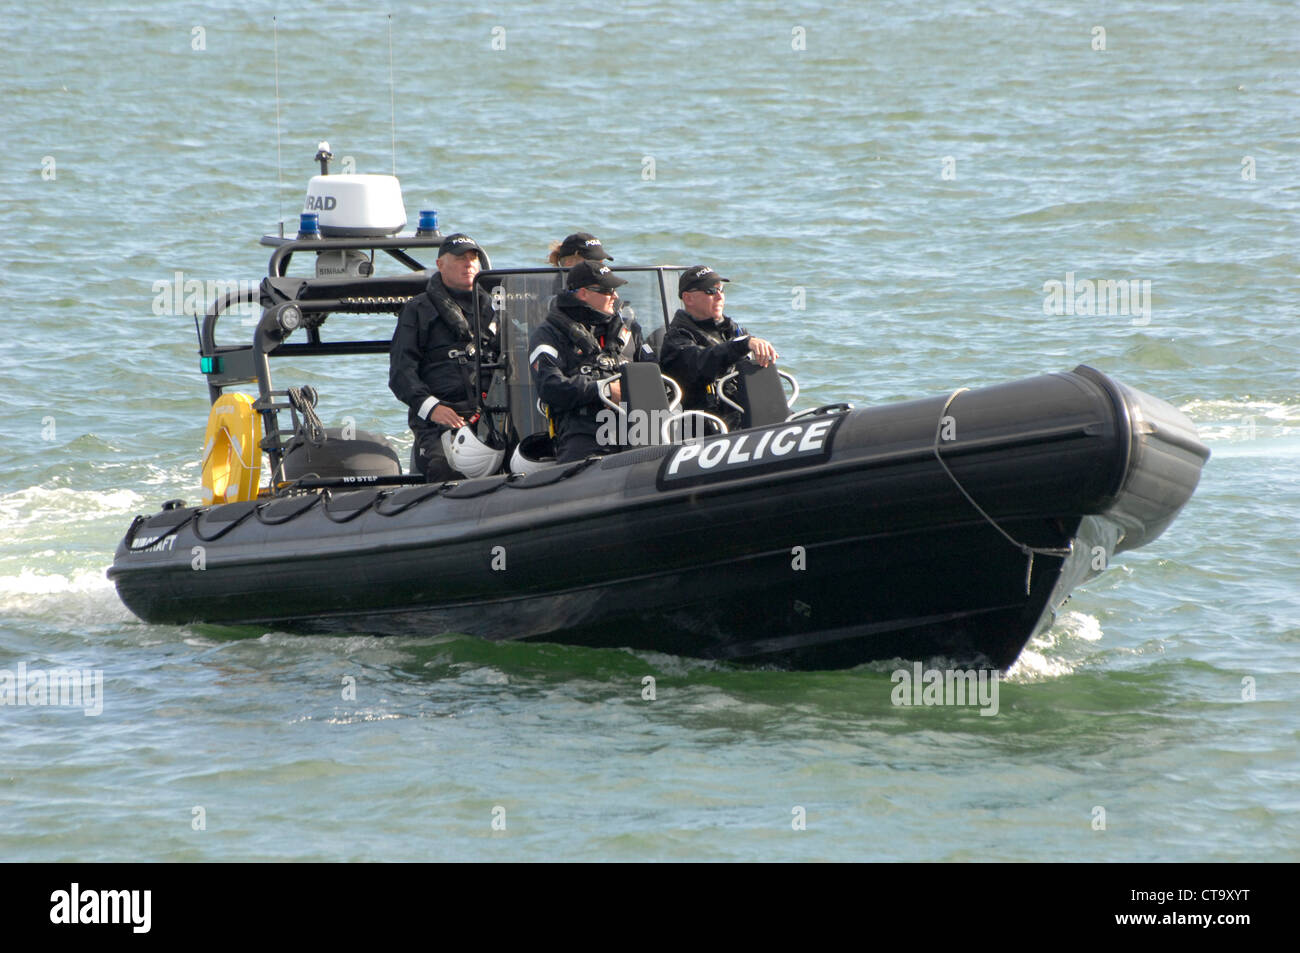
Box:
[528,292,655,455]
[659,309,753,421]
[388,273,498,434]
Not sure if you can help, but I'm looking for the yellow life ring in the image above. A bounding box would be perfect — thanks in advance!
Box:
[201,392,262,504]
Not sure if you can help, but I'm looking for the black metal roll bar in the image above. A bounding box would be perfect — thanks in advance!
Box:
[196,244,689,487]
[260,233,450,277]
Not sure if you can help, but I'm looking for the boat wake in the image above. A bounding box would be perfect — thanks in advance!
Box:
[851,610,1105,683]
[0,568,132,627]
[1005,611,1104,682]
[0,485,146,531]
[1181,398,1300,443]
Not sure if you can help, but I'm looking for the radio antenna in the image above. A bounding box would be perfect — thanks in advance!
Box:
[387,14,397,176]
[273,14,286,236]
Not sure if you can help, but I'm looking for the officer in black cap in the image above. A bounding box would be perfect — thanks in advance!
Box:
[389,233,499,480]
[659,265,779,430]
[528,260,656,462]
[547,231,613,267]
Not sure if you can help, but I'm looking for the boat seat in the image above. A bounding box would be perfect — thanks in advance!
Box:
[620,361,672,447]
[646,326,666,359]
[733,361,791,428]
[281,428,401,481]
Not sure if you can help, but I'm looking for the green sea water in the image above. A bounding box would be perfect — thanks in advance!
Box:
[0,0,1297,861]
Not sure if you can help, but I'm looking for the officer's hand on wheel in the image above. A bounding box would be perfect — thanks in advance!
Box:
[749,338,778,367]
[430,404,467,428]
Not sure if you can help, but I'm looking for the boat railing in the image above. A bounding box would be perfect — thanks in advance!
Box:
[194,254,702,483]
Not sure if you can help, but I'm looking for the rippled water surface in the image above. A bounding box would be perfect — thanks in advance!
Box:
[1,1,1297,861]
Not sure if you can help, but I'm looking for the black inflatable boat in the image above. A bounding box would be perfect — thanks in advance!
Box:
[108,167,1210,670]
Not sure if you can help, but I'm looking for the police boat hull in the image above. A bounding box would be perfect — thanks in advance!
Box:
[108,365,1207,670]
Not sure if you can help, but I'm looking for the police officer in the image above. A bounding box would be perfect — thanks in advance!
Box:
[659,265,778,430]
[389,233,498,480]
[547,231,612,267]
[529,260,656,462]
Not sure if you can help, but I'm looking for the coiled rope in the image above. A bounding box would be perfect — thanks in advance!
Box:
[287,385,326,446]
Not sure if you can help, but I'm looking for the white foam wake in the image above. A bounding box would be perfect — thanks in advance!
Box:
[0,569,131,625]
[1181,398,1300,443]
[1004,611,1103,682]
[0,486,146,530]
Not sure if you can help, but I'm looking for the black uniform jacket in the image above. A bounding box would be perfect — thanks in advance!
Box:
[389,273,497,433]
[659,309,753,417]
[528,292,655,446]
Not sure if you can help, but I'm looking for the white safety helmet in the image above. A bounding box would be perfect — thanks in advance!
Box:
[441,427,504,479]
[508,433,557,475]
[508,443,532,476]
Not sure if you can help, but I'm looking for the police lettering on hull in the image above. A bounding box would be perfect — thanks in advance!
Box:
[657,416,842,489]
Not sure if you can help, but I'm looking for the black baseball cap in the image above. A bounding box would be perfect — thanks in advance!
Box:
[559,232,612,261]
[678,265,730,297]
[439,233,486,260]
[566,260,628,291]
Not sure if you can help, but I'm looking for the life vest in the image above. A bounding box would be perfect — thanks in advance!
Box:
[424,279,498,367]
[539,303,640,433]
[422,276,500,418]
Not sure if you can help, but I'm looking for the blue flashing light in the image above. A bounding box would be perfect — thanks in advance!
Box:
[417,209,439,233]
[298,213,321,239]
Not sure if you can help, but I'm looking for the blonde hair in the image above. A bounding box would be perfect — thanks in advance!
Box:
[546,240,564,266]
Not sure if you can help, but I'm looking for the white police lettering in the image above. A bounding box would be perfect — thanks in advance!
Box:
[798,420,834,451]
[666,442,702,474]
[660,417,841,485]
[698,440,729,469]
[585,239,600,247]
[770,426,801,455]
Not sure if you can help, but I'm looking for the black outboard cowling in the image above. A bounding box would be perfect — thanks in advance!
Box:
[281,429,401,481]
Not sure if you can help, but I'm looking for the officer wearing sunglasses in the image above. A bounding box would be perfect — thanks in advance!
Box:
[528,260,656,462]
[659,265,779,429]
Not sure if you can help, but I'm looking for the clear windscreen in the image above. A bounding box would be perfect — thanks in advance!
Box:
[475,266,686,441]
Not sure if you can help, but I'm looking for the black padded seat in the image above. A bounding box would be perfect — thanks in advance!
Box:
[620,362,672,447]
[735,362,790,428]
